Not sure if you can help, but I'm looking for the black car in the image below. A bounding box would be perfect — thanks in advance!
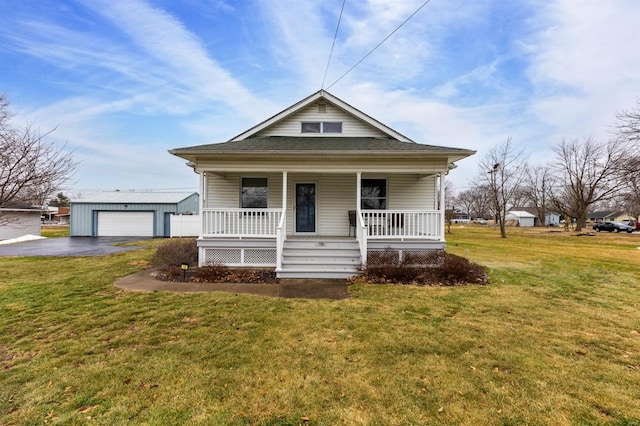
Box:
[592,221,634,233]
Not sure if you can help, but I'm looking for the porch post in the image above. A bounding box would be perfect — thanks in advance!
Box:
[199,171,206,239]
[356,172,362,214]
[439,172,446,242]
[282,171,288,237]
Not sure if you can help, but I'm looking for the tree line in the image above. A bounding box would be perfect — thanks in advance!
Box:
[0,94,76,224]
[453,102,640,237]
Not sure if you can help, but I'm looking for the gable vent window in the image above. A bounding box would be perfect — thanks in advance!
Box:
[301,121,342,134]
[317,103,327,113]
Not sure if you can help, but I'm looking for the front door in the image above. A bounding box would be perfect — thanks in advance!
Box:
[295,183,316,233]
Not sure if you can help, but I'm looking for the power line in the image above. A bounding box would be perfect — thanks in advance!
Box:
[321,0,347,89]
[326,0,432,90]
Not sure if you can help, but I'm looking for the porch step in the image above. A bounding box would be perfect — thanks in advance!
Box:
[278,239,362,279]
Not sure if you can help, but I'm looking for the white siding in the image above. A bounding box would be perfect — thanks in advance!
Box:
[205,173,283,209]
[256,102,388,138]
[0,212,41,240]
[389,174,437,210]
[206,173,437,236]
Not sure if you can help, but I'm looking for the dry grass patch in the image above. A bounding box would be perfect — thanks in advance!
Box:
[1,230,639,425]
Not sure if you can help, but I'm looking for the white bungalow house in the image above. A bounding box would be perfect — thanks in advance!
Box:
[170,90,475,278]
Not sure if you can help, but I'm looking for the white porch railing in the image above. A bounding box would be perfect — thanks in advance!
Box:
[361,210,442,239]
[202,208,283,237]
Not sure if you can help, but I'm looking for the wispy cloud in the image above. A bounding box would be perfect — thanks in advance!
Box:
[2,0,640,193]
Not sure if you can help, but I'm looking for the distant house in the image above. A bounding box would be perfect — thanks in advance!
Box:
[588,210,635,223]
[43,206,70,224]
[70,192,199,237]
[448,209,470,224]
[511,207,560,227]
[170,90,475,278]
[0,206,46,240]
[505,210,536,227]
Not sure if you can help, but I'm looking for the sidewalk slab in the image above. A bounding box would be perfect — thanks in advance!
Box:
[114,270,349,299]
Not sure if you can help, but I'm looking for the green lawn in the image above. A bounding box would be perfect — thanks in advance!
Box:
[1,228,639,425]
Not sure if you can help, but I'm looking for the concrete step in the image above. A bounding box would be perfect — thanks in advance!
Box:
[281,262,359,271]
[277,269,361,279]
[283,239,358,249]
[282,249,361,257]
[279,239,362,279]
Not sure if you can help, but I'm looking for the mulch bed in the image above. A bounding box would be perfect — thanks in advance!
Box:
[155,267,279,284]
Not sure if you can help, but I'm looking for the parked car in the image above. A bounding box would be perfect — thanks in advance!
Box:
[592,221,634,233]
[472,218,488,225]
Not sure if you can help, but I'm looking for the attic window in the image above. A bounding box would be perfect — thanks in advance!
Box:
[301,122,342,134]
[317,103,327,113]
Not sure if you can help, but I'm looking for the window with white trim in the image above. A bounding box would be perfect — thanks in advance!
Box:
[301,121,342,134]
[241,177,268,208]
[361,179,387,210]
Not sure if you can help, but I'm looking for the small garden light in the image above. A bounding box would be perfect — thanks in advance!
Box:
[181,263,189,282]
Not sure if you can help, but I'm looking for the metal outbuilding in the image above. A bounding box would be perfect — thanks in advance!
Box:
[70,192,199,237]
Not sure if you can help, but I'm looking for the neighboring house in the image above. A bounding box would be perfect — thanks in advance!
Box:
[170,90,475,278]
[588,210,635,223]
[43,206,70,224]
[505,210,536,227]
[447,209,471,224]
[512,206,560,227]
[0,206,46,240]
[70,192,199,237]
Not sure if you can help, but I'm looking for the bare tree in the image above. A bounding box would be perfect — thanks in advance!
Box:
[550,137,627,231]
[613,101,640,221]
[457,185,492,220]
[0,95,76,214]
[614,100,640,143]
[523,164,556,226]
[478,137,528,238]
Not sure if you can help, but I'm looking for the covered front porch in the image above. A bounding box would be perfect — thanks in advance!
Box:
[197,170,447,278]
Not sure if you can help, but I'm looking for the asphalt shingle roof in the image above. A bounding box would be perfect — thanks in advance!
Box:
[171,136,472,155]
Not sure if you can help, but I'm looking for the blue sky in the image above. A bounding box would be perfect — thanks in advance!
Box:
[1,0,639,195]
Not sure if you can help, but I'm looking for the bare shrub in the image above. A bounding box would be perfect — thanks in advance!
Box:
[361,248,487,286]
[152,238,198,269]
[192,265,229,282]
[430,253,488,286]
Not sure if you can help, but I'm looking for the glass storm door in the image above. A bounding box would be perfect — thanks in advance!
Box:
[295,183,316,233]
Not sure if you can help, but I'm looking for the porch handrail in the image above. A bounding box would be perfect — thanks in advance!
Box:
[361,210,442,239]
[276,209,286,270]
[356,209,368,265]
[202,208,283,237]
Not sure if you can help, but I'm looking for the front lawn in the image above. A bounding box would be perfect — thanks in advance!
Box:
[1,227,639,425]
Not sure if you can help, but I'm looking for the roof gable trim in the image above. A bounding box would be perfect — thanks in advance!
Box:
[230,90,414,143]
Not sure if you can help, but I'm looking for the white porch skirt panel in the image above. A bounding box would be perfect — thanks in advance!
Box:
[201,247,277,267]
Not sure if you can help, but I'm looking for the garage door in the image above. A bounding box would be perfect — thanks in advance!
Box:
[97,211,154,236]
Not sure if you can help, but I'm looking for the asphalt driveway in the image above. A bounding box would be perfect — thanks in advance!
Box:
[0,237,148,257]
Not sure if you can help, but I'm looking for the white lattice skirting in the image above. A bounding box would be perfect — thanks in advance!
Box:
[202,248,277,267]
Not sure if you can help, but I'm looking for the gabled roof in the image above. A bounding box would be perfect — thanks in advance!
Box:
[588,210,625,219]
[230,90,414,142]
[506,210,536,218]
[170,90,476,166]
[0,207,46,212]
[72,192,197,204]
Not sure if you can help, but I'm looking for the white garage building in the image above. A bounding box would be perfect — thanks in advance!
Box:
[505,210,536,227]
[70,192,198,237]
